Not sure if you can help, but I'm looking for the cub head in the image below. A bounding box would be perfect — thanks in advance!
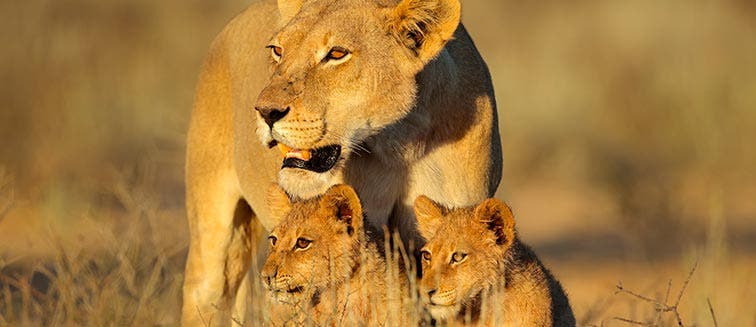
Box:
[414,196,516,320]
[261,183,365,304]
[256,0,461,198]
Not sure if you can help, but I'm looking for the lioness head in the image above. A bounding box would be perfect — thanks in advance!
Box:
[261,183,366,304]
[255,0,461,198]
[414,196,516,320]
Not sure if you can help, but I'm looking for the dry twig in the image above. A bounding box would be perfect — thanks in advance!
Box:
[208,303,246,326]
[613,316,652,326]
[613,260,698,326]
[707,298,718,327]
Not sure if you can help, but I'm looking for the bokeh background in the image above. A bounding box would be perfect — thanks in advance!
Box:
[1,0,754,325]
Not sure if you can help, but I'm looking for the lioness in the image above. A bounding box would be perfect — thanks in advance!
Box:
[414,197,575,326]
[183,0,501,325]
[261,184,411,326]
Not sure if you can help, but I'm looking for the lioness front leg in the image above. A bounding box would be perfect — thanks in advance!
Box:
[181,32,261,326]
[182,168,256,326]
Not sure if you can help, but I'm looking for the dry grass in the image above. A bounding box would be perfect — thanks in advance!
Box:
[1,0,755,326]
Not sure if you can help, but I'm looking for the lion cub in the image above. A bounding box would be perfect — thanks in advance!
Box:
[262,184,410,326]
[414,197,575,326]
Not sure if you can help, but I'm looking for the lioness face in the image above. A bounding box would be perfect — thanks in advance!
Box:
[255,0,461,198]
[261,184,365,304]
[414,197,516,320]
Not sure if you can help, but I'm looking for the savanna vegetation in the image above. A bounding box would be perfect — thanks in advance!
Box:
[1,0,754,325]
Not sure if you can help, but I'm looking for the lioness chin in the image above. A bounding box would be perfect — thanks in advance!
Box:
[261,184,411,326]
[415,197,576,326]
[183,0,501,325]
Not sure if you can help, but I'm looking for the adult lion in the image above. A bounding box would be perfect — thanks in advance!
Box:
[182,0,502,325]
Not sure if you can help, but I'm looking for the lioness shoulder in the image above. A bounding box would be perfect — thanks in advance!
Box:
[414,197,576,326]
[261,184,412,326]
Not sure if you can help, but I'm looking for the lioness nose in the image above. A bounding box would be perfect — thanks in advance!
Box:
[256,106,290,128]
[427,289,437,298]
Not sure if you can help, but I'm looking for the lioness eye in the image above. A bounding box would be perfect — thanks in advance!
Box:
[295,238,312,250]
[268,236,277,246]
[268,45,283,58]
[451,252,467,264]
[421,250,431,261]
[326,47,349,61]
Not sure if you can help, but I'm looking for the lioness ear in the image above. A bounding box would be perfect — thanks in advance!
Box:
[386,0,461,62]
[474,198,516,248]
[266,184,292,226]
[320,184,363,236]
[278,0,305,24]
[414,196,444,241]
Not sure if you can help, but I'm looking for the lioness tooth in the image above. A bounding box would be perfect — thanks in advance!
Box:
[300,149,312,161]
[278,143,292,156]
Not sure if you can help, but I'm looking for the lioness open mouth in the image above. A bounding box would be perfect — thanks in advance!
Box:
[277,143,342,173]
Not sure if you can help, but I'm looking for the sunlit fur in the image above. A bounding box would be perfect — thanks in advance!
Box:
[183,0,502,324]
[256,0,460,199]
[261,184,411,326]
[415,197,576,326]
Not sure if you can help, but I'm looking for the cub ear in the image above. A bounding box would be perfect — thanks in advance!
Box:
[414,195,444,241]
[386,0,461,62]
[266,184,292,226]
[474,198,516,248]
[278,0,305,24]
[319,184,363,236]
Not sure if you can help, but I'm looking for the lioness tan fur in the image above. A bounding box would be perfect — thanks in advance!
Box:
[415,197,575,326]
[261,184,411,326]
[182,0,502,325]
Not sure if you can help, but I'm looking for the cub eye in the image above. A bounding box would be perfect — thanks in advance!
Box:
[268,45,283,60]
[325,47,350,61]
[421,250,431,262]
[451,252,467,264]
[295,238,312,250]
[268,236,277,246]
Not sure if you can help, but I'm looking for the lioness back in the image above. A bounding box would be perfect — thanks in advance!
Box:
[261,184,412,326]
[414,197,576,326]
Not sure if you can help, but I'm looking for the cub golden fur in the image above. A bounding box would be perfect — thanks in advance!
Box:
[415,197,575,326]
[261,184,410,326]
[182,0,501,324]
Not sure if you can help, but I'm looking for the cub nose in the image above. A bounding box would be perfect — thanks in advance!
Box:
[260,267,278,287]
[256,106,290,128]
[427,289,437,298]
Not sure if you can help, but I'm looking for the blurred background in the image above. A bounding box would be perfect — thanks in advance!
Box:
[1,0,754,325]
